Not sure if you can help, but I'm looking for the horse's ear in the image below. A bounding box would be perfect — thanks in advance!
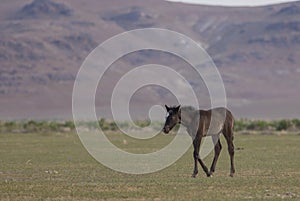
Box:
[165,105,170,112]
[175,105,181,112]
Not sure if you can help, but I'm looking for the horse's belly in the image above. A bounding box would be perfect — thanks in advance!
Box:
[205,122,223,136]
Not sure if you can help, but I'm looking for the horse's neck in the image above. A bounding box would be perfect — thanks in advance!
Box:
[181,110,197,129]
[181,110,199,138]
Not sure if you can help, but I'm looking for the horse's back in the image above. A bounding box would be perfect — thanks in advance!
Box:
[199,107,234,135]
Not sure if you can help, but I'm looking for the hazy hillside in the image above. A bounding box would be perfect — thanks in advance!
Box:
[0,0,299,119]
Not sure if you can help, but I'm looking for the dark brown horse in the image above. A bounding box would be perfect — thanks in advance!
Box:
[163,105,235,177]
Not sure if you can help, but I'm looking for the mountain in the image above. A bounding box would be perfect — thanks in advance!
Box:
[0,0,299,120]
[14,0,73,19]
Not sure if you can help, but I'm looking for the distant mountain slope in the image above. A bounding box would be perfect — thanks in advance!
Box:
[0,0,299,119]
[14,0,73,19]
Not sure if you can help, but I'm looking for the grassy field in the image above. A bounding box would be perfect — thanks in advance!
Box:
[0,131,299,200]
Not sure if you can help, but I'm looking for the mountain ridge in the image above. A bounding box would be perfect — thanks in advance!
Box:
[0,0,299,119]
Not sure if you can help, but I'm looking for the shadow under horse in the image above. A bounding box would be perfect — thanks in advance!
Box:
[163,105,235,178]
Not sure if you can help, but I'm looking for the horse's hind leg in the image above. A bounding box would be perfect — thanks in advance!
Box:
[224,130,235,177]
[209,135,222,176]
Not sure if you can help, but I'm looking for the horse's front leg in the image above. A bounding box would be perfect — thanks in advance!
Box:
[195,135,211,177]
[192,139,199,178]
[192,136,211,177]
[192,135,211,177]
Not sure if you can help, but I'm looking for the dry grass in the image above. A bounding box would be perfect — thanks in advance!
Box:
[0,132,299,200]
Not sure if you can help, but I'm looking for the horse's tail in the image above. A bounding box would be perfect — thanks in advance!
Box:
[225,108,235,139]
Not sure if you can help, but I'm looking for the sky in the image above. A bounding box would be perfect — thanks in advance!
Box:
[166,0,300,7]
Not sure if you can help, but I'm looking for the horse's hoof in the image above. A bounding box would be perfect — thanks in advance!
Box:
[191,173,198,178]
[230,173,234,177]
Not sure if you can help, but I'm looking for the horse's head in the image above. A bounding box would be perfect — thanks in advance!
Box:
[163,105,181,134]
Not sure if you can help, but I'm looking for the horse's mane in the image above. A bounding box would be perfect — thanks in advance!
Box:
[181,106,197,114]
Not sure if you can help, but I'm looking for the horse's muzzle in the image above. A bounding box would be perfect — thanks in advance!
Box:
[163,126,170,134]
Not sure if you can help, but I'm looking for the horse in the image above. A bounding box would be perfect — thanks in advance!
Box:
[163,105,235,178]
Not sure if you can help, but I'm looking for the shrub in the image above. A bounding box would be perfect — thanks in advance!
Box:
[234,119,249,131]
[0,118,299,133]
[275,120,292,131]
[247,120,269,131]
[292,119,300,128]
[63,121,75,129]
